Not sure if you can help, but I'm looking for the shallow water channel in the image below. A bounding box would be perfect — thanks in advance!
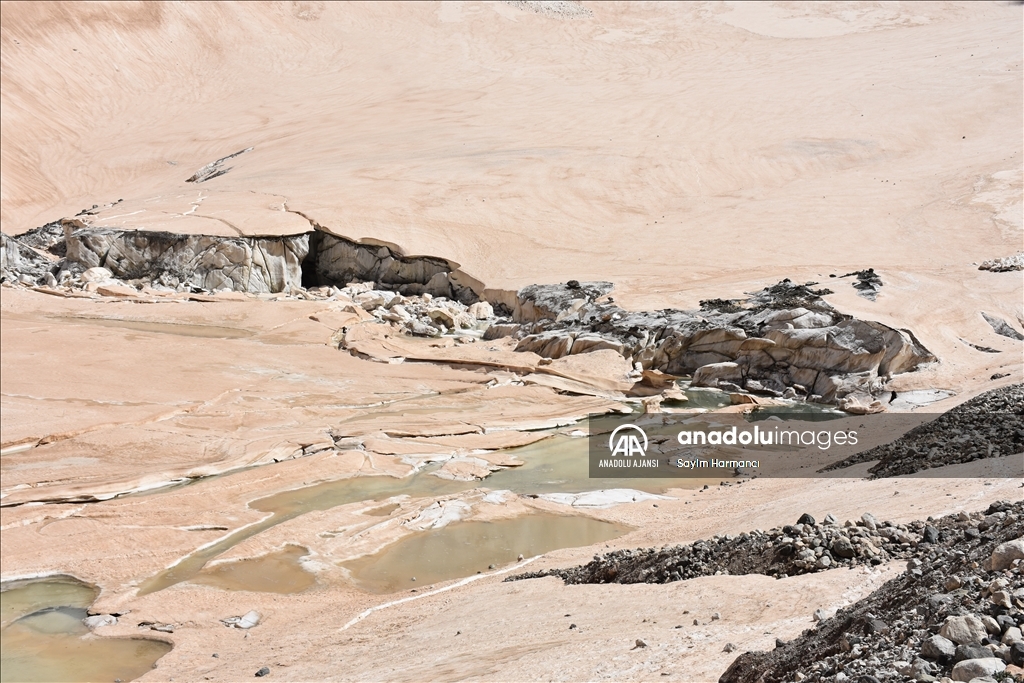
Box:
[1,575,171,683]
[139,435,693,595]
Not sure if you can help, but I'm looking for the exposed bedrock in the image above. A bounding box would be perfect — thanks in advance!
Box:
[499,280,936,404]
[311,232,478,303]
[66,228,309,293]
[2,222,480,300]
[1,231,59,284]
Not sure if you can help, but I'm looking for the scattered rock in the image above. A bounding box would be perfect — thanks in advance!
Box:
[978,254,1024,272]
[710,501,1024,683]
[840,268,883,300]
[221,610,261,629]
[940,615,989,645]
[83,614,117,629]
[509,279,933,405]
[823,384,1024,477]
[921,634,956,660]
[988,539,1024,571]
[254,666,270,678]
[950,657,1005,681]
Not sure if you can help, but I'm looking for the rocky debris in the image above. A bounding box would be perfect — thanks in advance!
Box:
[979,254,1024,273]
[503,1,594,18]
[63,228,309,293]
[508,505,1000,586]
[718,501,1023,683]
[185,146,253,183]
[311,232,477,304]
[138,621,175,633]
[2,217,481,301]
[989,540,1024,571]
[12,219,73,256]
[504,279,934,406]
[83,614,117,628]
[836,269,883,301]
[512,281,614,323]
[1,232,59,284]
[981,312,1024,342]
[221,610,261,629]
[823,384,1023,478]
[962,338,1002,354]
[331,284,490,339]
[3,222,931,410]
[254,666,270,677]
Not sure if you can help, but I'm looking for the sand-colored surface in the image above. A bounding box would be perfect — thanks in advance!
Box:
[2,2,1022,682]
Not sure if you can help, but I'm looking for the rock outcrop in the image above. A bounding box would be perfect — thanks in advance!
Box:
[66,228,309,293]
[310,232,477,303]
[981,312,1024,341]
[0,232,58,285]
[979,254,1024,272]
[3,218,481,301]
[497,280,935,404]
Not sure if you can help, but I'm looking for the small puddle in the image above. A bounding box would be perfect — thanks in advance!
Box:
[190,545,315,594]
[1,576,171,683]
[484,435,694,494]
[342,514,629,594]
[54,316,254,339]
[677,384,734,410]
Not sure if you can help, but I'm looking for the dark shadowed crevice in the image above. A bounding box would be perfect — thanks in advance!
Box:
[300,230,322,289]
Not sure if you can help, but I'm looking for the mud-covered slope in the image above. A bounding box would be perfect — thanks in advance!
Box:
[823,384,1024,477]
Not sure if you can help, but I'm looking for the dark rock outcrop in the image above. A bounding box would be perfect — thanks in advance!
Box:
[839,268,883,300]
[504,280,935,404]
[311,232,477,303]
[981,312,1024,342]
[65,229,310,293]
[4,218,481,301]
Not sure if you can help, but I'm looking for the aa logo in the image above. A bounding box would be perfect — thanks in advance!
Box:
[608,424,648,457]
